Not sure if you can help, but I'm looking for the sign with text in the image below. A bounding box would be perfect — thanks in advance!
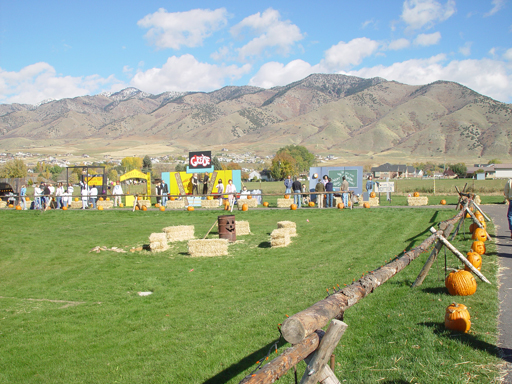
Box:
[376,182,395,193]
[188,151,212,169]
[328,169,359,188]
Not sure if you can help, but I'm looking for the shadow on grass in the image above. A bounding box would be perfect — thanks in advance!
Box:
[203,338,286,384]
[420,287,447,295]
[420,321,501,358]
[258,241,271,248]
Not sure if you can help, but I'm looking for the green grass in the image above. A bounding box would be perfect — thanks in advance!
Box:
[0,208,501,383]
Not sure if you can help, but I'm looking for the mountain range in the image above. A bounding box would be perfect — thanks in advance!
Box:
[0,73,511,163]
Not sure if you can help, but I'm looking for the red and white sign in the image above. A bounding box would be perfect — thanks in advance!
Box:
[188,151,212,169]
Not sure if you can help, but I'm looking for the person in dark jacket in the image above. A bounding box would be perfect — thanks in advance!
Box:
[292,177,302,208]
[315,180,325,208]
[325,178,334,208]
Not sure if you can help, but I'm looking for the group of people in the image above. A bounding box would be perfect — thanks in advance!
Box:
[32,182,75,210]
[154,180,169,206]
[190,173,210,195]
[213,178,237,206]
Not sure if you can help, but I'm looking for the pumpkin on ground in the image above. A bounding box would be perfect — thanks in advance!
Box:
[98,206,104,211]
[242,204,249,211]
[290,204,297,210]
[445,303,471,333]
[465,252,482,271]
[15,205,22,210]
[160,206,165,211]
[8,204,14,208]
[62,206,68,211]
[337,203,344,209]
[309,201,315,207]
[475,212,484,221]
[445,270,477,296]
[187,206,195,211]
[142,205,147,211]
[26,197,30,201]
[284,194,290,199]
[135,206,139,210]
[413,192,420,197]
[440,199,447,205]
[370,192,376,198]
[207,196,214,200]
[119,203,124,208]
[363,202,371,209]
[347,201,352,207]
[471,241,486,255]
[472,228,487,242]
[263,201,269,207]
[155,203,160,208]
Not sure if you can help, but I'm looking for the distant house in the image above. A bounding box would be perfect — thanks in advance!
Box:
[260,169,273,181]
[466,165,495,179]
[443,169,457,178]
[494,164,512,179]
[371,163,418,179]
[248,171,261,180]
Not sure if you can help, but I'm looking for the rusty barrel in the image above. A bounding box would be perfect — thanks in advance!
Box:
[218,214,236,242]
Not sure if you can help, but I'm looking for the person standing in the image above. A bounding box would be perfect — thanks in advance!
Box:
[20,185,27,210]
[366,176,375,195]
[341,176,349,207]
[284,175,292,194]
[155,181,162,205]
[34,184,42,209]
[315,180,325,208]
[89,185,98,208]
[504,178,512,238]
[112,182,123,207]
[191,173,199,195]
[292,177,302,208]
[202,173,210,195]
[55,182,64,209]
[43,183,51,209]
[325,178,334,208]
[161,180,169,206]
[225,179,237,207]
[216,179,224,206]
[80,182,89,209]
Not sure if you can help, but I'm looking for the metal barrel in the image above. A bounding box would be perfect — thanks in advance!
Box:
[218,214,236,242]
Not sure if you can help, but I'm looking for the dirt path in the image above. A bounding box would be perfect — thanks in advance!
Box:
[482,204,512,383]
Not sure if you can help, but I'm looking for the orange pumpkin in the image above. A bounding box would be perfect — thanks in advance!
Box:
[142,205,147,211]
[75,197,79,202]
[370,192,376,198]
[445,303,471,333]
[290,204,297,210]
[15,205,22,210]
[471,241,486,255]
[98,205,104,211]
[160,206,165,211]
[263,201,269,207]
[363,202,371,209]
[413,192,420,197]
[137,196,142,201]
[25,197,30,201]
[440,199,447,205]
[155,203,160,208]
[119,203,124,208]
[284,194,290,199]
[106,197,110,201]
[99,197,104,201]
[247,195,252,199]
[465,252,482,271]
[337,202,344,209]
[242,204,249,211]
[347,201,352,207]
[170,196,176,201]
[135,206,140,210]
[472,228,487,242]
[62,206,68,211]
[445,270,477,296]
[207,196,214,200]
[475,212,484,221]
[187,206,195,211]
[309,201,315,207]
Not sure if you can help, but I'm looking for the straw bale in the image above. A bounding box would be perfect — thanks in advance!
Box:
[277,221,297,237]
[138,199,151,208]
[369,197,379,207]
[271,237,291,248]
[236,220,251,235]
[407,196,429,206]
[150,242,169,253]
[149,233,167,244]
[277,198,293,208]
[475,195,481,205]
[334,197,343,207]
[201,199,220,209]
[188,239,229,257]
[163,225,195,242]
[166,200,185,209]
[238,199,258,209]
[97,200,114,209]
[270,228,291,247]
[0,201,6,208]
[70,201,82,209]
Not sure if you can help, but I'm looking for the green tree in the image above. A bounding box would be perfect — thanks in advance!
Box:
[0,159,28,178]
[175,164,186,172]
[276,145,315,173]
[107,169,118,183]
[270,152,297,180]
[121,157,143,172]
[142,155,152,173]
[225,161,241,170]
[69,173,79,185]
[487,158,501,165]
[449,163,467,177]
[212,157,223,171]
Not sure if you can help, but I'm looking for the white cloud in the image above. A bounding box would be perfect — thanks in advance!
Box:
[459,42,472,56]
[249,60,320,88]
[484,0,506,16]
[401,0,456,31]
[137,8,228,50]
[388,38,411,50]
[344,55,512,102]
[361,19,376,29]
[504,48,512,61]
[0,62,120,105]
[414,32,442,46]
[230,8,304,60]
[321,38,380,71]
[130,54,251,93]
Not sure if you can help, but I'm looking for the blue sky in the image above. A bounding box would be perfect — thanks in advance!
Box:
[1,0,511,105]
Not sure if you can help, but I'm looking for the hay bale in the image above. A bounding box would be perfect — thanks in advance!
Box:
[149,233,169,253]
[277,221,297,237]
[369,197,379,207]
[238,199,258,209]
[277,198,293,208]
[270,228,291,248]
[236,220,250,235]
[0,201,7,208]
[201,199,220,209]
[188,239,229,257]
[334,197,343,207]
[138,199,151,208]
[407,196,429,206]
[163,225,195,242]
[97,200,114,209]
[166,200,185,209]
[475,195,481,205]
[70,201,82,209]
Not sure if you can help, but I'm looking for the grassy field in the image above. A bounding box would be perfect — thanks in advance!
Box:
[0,206,502,383]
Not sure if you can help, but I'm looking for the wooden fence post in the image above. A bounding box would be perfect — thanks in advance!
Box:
[465,207,491,241]
[470,201,490,222]
[300,320,347,384]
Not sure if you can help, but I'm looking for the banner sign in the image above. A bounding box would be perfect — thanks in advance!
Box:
[376,182,395,193]
[188,151,212,169]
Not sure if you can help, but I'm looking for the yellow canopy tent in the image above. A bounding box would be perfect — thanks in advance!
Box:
[120,169,151,207]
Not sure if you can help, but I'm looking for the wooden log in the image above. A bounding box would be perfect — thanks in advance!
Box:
[281,231,440,344]
[239,331,324,384]
[471,201,490,222]
[412,223,454,288]
[465,207,491,241]
[300,320,347,384]
[428,227,490,284]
